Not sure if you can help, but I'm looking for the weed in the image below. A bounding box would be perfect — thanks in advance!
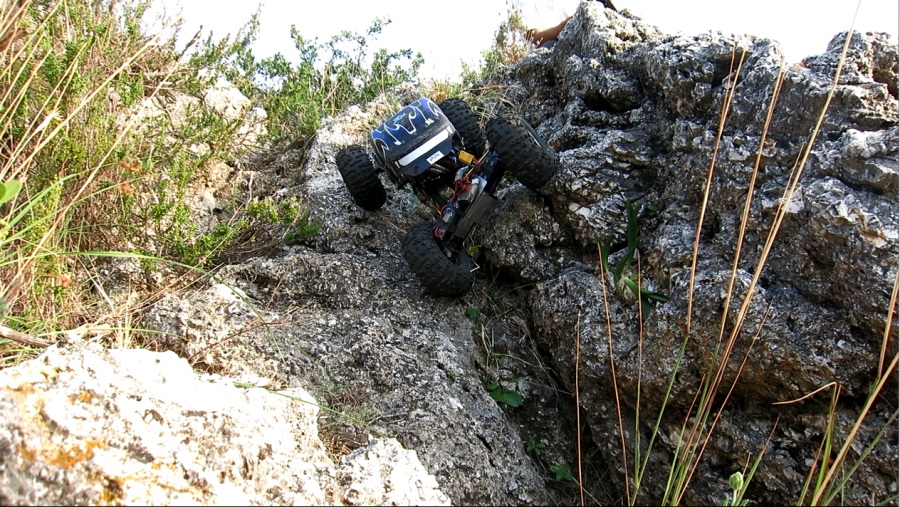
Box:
[313,378,384,460]
[461,8,529,88]
[598,200,668,318]
[526,437,546,455]
[551,463,575,481]
[595,17,898,507]
[221,17,422,148]
[485,375,524,408]
[245,196,322,246]
[0,0,319,357]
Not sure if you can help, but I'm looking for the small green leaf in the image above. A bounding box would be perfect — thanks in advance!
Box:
[0,180,22,206]
[490,387,523,407]
[550,463,574,481]
[622,276,639,295]
[526,438,545,454]
[465,307,481,320]
[645,291,669,303]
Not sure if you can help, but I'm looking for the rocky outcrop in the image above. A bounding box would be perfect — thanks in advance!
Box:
[482,3,898,505]
[0,4,896,506]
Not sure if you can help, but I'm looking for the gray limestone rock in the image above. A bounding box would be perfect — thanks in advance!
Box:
[0,339,447,506]
[499,4,898,505]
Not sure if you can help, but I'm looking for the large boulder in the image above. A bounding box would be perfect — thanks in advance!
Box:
[0,338,449,506]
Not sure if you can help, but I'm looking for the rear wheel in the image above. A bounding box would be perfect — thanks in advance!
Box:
[486,115,559,190]
[402,221,475,297]
[336,145,387,211]
[439,98,486,157]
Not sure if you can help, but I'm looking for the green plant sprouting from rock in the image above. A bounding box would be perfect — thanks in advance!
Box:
[599,200,668,318]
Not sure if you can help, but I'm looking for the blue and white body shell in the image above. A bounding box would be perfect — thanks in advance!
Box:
[370,97,456,176]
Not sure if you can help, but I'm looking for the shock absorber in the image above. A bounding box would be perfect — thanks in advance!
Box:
[435,200,460,239]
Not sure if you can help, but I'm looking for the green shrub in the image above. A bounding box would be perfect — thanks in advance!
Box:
[219,17,422,147]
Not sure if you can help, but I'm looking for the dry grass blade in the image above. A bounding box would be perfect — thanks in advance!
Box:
[876,269,898,382]
[634,251,645,497]
[715,61,785,347]
[597,243,631,505]
[724,6,859,356]
[575,310,585,507]
[0,29,180,316]
[669,41,748,506]
[804,262,900,505]
[685,42,745,340]
[810,353,897,505]
[671,1,878,504]
[0,0,27,54]
[683,302,773,494]
[669,53,785,505]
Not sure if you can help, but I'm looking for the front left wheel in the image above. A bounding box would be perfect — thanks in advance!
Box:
[402,221,475,297]
[335,145,387,211]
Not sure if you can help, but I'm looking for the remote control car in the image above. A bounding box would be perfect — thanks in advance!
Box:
[335,96,559,297]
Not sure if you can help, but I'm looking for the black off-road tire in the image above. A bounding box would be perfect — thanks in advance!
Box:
[336,145,387,211]
[486,115,560,190]
[439,98,486,157]
[402,221,475,297]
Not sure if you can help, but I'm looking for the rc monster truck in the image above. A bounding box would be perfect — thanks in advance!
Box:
[335,96,559,297]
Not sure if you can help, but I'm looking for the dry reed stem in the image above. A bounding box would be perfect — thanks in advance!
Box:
[685,41,743,340]
[876,269,898,382]
[2,33,178,307]
[575,310,584,507]
[634,251,644,495]
[808,274,900,504]
[722,1,859,374]
[597,243,631,505]
[683,302,772,496]
[677,59,786,500]
[675,51,783,506]
[715,62,786,347]
[672,42,748,505]
[674,1,873,502]
[0,324,51,347]
[0,0,27,54]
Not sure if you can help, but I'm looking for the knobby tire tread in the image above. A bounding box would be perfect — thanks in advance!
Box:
[439,98,487,158]
[336,145,387,211]
[485,116,559,190]
[402,221,474,297]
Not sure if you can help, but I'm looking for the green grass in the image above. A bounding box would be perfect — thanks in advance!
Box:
[0,0,426,366]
